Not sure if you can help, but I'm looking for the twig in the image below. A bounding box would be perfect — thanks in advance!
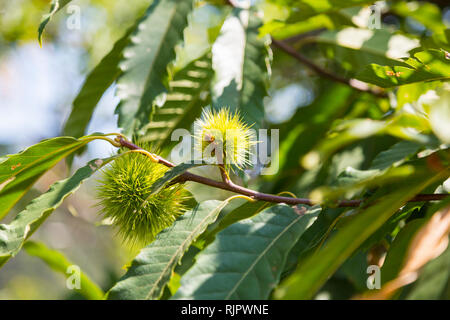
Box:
[271,38,386,97]
[222,0,385,96]
[219,164,232,184]
[117,137,448,207]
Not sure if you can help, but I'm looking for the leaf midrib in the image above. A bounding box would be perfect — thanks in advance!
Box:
[224,214,303,299]
[0,140,84,182]
[144,202,225,300]
[132,2,180,131]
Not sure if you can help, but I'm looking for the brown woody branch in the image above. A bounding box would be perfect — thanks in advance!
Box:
[271,39,386,97]
[223,0,385,96]
[117,138,448,208]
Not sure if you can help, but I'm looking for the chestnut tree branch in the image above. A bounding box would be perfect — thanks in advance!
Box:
[223,0,385,97]
[271,39,386,97]
[117,137,448,208]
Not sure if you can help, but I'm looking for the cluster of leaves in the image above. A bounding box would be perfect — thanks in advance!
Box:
[0,0,449,300]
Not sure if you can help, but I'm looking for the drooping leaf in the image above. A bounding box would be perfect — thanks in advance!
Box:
[356,49,450,88]
[212,8,272,129]
[0,135,102,219]
[107,199,233,300]
[115,0,193,136]
[142,53,214,147]
[23,241,104,300]
[274,167,449,300]
[38,0,72,46]
[172,204,319,299]
[0,157,115,268]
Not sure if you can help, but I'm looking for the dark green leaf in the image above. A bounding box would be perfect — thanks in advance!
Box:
[0,157,115,268]
[392,2,445,34]
[262,11,354,40]
[283,0,377,22]
[150,162,203,194]
[406,245,450,299]
[201,200,269,246]
[107,199,233,300]
[282,207,343,277]
[38,0,72,46]
[274,168,449,299]
[173,204,319,299]
[382,198,450,286]
[142,53,214,147]
[315,27,419,75]
[0,135,101,219]
[212,8,272,129]
[356,50,450,88]
[370,140,421,170]
[115,0,193,136]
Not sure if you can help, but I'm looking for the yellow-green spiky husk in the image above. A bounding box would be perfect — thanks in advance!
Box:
[96,150,189,246]
[194,107,256,171]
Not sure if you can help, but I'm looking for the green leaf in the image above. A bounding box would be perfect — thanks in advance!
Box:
[370,140,422,170]
[356,49,450,88]
[274,168,449,299]
[406,244,450,299]
[381,198,450,286]
[306,112,434,167]
[150,162,203,194]
[115,0,193,136]
[0,135,100,220]
[38,0,72,46]
[315,165,418,203]
[271,84,353,183]
[423,29,450,52]
[392,1,445,34]
[173,204,319,299]
[63,26,136,140]
[315,27,420,75]
[380,219,425,285]
[262,11,354,40]
[142,53,214,147]
[0,157,114,268]
[281,0,377,22]
[396,81,440,109]
[23,241,104,300]
[282,207,343,277]
[201,200,270,246]
[107,199,233,300]
[212,8,272,129]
